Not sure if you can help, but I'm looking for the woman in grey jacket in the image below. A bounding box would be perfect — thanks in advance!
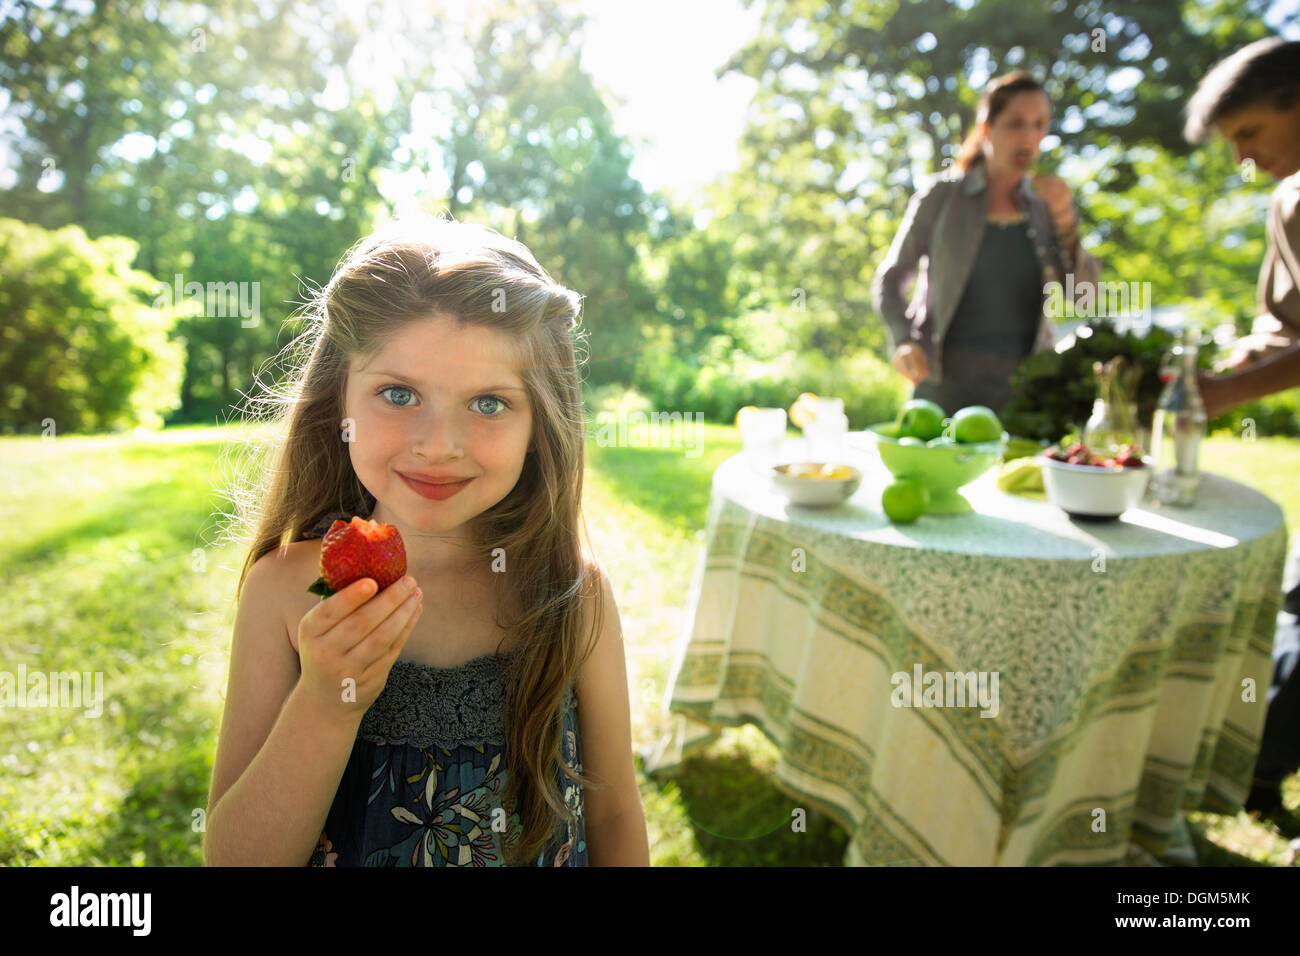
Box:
[873,71,1101,414]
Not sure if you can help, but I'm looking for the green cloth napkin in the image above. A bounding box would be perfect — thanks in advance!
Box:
[996,457,1047,499]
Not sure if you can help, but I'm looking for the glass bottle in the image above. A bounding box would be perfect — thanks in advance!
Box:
[1083,357,1140,457]
[1150,333,1207,506]
[804,397,848,462]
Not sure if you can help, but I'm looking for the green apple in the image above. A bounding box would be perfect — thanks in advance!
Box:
[896,399,946,441]
[898,436,927,447]
[875,422,903,439]
[951,405,1003,444]
[882,478,929,523]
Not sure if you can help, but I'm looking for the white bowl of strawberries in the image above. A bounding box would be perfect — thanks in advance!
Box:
[1039,441,1152,520]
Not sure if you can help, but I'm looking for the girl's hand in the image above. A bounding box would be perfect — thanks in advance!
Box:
[295,576,423,720]
[892,342,929,385]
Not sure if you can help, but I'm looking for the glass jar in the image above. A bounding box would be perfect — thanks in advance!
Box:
[804,398,848,462]
[1083,356,1141,457]
[737,407,788,464]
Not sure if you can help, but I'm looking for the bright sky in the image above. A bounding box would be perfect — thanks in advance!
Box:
[370,0,763,215]
[577,0,761,201]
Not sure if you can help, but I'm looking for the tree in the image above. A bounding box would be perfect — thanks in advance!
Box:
[385,0,661,385]
[2,0,661,420]
[0,218,184,434]
[2,0,417,422]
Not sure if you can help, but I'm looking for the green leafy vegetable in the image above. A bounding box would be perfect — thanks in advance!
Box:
[999,318,1212,443]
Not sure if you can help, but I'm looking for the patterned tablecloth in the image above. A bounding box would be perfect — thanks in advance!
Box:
[643,437,1287,866]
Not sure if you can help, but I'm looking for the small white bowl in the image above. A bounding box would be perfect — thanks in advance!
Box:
[771,463,863,508]
[1040,454,1152,519]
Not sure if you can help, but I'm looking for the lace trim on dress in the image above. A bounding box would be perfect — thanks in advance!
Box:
[357,650,578,750]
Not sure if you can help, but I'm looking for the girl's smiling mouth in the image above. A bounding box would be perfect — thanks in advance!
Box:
[400,472,473,500]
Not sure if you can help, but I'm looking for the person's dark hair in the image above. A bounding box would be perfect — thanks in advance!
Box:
[954,71,1048,172]
[1184,38,1300,143]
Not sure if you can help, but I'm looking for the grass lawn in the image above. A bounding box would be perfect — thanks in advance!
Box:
[0,424,1296,866]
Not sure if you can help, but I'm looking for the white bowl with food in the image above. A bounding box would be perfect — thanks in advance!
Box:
[1039,451,1152,519]
[771,462,863,508]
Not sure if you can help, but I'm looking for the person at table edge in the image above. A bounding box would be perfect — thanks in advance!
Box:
[1187,37,1300,834]
[873,70,1102,415]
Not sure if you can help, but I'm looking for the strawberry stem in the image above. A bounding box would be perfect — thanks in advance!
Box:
[308,576,337,598]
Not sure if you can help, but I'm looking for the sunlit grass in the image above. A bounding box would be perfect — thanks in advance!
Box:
[0,430,240,866]
[1202,431,1300,537]
[0,427,1296,865]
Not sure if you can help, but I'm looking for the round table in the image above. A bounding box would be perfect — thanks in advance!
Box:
[643,436,1288,866]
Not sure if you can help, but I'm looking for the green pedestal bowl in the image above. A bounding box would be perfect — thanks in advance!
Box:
[863,422,1009,514]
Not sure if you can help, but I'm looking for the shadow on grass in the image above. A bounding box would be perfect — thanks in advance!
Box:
[85,734,214,867]
[0,675,217,866]
[1,445,231,574]
[648,750,849,866]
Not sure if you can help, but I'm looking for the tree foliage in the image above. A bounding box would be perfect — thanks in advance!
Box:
[2,0,1295,432]
[0,218,184,433]
[385,0,660,384]
[0,0,655,421]
[1,0,405,423]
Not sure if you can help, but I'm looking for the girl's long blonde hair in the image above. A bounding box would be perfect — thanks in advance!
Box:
[221,215,602,865]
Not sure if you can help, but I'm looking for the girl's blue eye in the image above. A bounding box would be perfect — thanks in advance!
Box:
[472,395,508,416]
[379,385,415,407]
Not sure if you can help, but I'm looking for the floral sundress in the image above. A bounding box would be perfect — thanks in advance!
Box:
[306,652,587,867]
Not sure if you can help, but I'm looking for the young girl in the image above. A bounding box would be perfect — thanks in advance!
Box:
[203,216,649,867]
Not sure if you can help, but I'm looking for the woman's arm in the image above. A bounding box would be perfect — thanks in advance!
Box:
[1068,242,1102,301]
[873,178,942,354]
[1032,173,1101,293]
[574,564,650,866]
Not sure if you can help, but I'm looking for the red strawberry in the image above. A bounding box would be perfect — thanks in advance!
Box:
[308,517,406,597]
